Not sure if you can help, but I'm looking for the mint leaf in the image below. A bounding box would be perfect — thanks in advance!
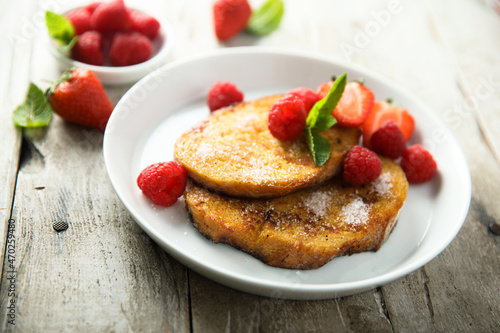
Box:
[304,73,347,166]
[12,83,53,128]
[246,0,284,36]
[45,11,75,45]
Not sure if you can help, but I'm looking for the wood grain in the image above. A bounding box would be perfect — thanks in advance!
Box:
[0,0,499,331]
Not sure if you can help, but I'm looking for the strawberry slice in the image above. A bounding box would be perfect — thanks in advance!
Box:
[361,100,415,149]
[317,81,374,127]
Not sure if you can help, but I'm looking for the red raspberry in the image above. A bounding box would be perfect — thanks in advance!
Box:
[90,0,130,33]
[71,31,105,66]
[286,87,320,114]
[370,120,407,159]
[400,145,437,183]
[207,81,244,112]
[109,32,153,66]
[343,146,382,185]
[137,161,187,207]
[128,9,161,39]
[66,8,92,35]
[268,94,307,141]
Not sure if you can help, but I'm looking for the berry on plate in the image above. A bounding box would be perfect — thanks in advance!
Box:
[317,80,375,127]
[90,0,131,33]
[71,31,105,66]
[343,145,382,185]
[213,0,251,41]
[400,144,437,183]
[286,87,320,114]
[207,81,244,112]
[137,161,187,207]
[370,120,407,159]
[109,31,153,66]
[362,100,415,149]
[268,94,307,141]
[47,67,114,131]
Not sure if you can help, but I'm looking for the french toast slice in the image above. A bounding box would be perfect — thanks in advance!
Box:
[174,95,360,198]
[185,157,408,270]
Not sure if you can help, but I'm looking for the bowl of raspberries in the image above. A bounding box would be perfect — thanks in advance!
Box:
[46,0,174,84]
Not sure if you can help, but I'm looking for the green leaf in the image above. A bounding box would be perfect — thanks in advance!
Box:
[12,83,53,128]
[306,73,346,129]
[246,0,284,36]
[45,11,75,45]
[304,73,347,166]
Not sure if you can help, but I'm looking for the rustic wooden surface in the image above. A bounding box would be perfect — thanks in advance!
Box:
[1,0,499,332]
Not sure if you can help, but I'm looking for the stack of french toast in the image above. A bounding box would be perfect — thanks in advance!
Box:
[174,94,408,270]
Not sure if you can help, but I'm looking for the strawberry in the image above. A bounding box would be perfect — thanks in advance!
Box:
[84,2,102,14]
[128,9,161,39]
[90,0,130,33]
[361,100,415,149]
[66,8,92,35]
[71,31,105,66]
[47,67,114,131]
[317,80,374,127]
[109,32,153,66]
[213,0,252,41]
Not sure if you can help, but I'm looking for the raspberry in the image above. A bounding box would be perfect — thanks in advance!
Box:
[207,81,244,112]
[71,31,105,66]
[90,0,130,33]
[128,9,161,39]
[370,121,407,159]
[109,32,153,66]
[400,145,437,183]
[268,94,307,141]
[343,146,382,185]
[137,161,187,207]
[286,87,320,114]
[66,8,92,35]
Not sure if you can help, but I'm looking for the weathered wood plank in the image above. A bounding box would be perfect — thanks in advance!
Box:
[0,2,192,330]
[0,0,35,297]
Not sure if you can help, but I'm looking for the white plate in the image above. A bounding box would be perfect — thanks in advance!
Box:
[103,48,471,300]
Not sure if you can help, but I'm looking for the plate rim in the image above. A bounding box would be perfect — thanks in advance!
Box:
[103,47,472,299]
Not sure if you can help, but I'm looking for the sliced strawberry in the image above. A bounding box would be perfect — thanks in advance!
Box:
[361,100,415,149]
[317,81,374,127]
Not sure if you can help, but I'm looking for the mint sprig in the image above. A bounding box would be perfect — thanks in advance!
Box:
[12,83,53,128]
[246,0,284,36]
[304,73,347,166]
[45,11,77,53]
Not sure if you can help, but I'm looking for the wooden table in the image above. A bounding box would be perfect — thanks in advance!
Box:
[1,0,499,331]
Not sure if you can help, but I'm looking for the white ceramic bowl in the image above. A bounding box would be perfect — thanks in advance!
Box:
[47,6,174,85]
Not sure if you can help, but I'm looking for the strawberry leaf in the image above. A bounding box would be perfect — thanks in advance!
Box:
[304,73,347,166]
[45,11,75,45]
[12,83,53,128]
[246,0,284,36]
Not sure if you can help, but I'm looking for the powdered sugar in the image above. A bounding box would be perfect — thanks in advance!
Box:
[372,172,393,196]
[340,197,369,227]
[301,189,332,218]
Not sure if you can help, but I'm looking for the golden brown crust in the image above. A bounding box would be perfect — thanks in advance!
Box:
[174,95,361,198]
[185,158,409,269]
